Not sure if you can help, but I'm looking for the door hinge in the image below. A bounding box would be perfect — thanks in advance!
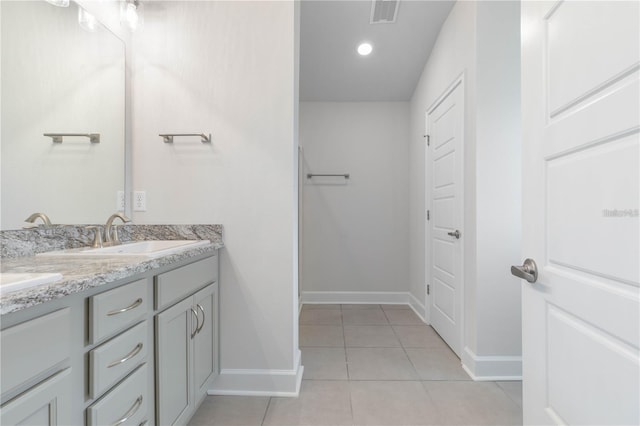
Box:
[426,134,430,146]
[427,210,430,220]
[427,284,430,295]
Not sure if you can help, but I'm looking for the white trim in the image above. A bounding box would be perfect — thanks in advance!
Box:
[301,291,427,325]
[461,346,522,381]
[301,291,409,305]
[408,292,428,324]
[208,350,304,397]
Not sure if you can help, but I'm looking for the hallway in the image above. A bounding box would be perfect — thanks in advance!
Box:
[190,304,522,425]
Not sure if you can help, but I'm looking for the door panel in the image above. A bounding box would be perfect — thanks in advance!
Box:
[521,1,639,424]
[428,79,464,357]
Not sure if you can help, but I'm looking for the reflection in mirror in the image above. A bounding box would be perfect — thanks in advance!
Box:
[1,0,125,230]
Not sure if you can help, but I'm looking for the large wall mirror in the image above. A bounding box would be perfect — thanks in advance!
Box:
[1,0,126,230]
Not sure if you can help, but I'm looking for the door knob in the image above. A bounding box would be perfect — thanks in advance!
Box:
[447,230,461,239]
[511,258,538,283]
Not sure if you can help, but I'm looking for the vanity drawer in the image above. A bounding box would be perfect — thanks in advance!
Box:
[156,255,217,310]
[90,279,148,344]
[89,321,148,399]
[1,308,71,397]
[87,363,148,426]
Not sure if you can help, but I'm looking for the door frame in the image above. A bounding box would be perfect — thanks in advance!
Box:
[424,73,465,355]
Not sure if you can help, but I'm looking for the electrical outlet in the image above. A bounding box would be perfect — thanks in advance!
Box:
[133,191,146,212]
[116,191,125,211]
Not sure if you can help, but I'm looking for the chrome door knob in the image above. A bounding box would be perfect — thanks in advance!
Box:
[511,258,538,283]
[447,230,461,239]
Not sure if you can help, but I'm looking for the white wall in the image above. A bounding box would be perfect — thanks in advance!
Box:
[409,0,522,378]
[409,0,478,326]
[131,1,300,395]
[474,0,522,361]
[299,102,410,302]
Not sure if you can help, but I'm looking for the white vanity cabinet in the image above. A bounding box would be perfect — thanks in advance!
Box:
[155,257,219,426]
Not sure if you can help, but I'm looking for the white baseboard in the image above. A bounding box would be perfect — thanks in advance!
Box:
[461,347,522,381]
[407,292,427,323]
[301,291,427,325]
[208,350,304,397]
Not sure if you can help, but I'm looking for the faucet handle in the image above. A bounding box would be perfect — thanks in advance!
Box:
[86,226,103,248]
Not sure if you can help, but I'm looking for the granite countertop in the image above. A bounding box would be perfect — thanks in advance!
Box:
[0,225,223,316]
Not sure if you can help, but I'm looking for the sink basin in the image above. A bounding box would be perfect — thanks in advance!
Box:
[38,240,210,258]
[0,273,63,295]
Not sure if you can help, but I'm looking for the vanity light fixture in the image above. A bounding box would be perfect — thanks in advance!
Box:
[78,7,98,33]
[357,42,373,56]
[45,0,70,7]
[121,0,143,32]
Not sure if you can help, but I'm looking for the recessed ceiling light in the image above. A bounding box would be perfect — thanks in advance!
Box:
[357,43,373,56]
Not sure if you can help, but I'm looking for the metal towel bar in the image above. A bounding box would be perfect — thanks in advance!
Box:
[159,133,211,143]
[44,133,100,143]
[307,173,350,179]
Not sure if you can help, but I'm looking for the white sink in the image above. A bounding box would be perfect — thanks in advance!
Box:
[38,240,210,258]
[0,273,63,295]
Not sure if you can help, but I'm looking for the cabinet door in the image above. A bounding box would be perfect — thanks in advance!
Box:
[193,283,218,402]
[0,368,71,426]
[155,297,194,426]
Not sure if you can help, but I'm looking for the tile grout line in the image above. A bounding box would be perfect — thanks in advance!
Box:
[259,397,272,426]
[384,307,422,381]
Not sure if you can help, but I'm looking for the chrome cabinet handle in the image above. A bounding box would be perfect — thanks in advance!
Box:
[112,395,143,426]
[196,304,205,334]
[511,258,538,283]
[447,230,461,239]
[191,308,199,338]
[107,298,143,316]
[107,343,143,368]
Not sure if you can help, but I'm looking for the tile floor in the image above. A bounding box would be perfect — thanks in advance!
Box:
[189,304,523,426]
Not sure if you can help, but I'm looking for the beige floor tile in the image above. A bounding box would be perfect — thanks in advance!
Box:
[384,309,424,325]
[263,380,353,425]
[497,381,523,408]
[405,348,471,381]
[301,347,348,380]
[343,309,389,325]
[380,304,411,311]
[393,325,449,349]
[347,347,418,380]
[299,325,344,347]
[344,325,401,347]
[301,304,341,310]
[341,304,381,310]
[299,309,342,325]
[188,395,270,426]
[423,381,523,425]
[350,381,440,425]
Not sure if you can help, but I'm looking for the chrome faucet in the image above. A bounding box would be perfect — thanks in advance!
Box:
[24,212,52,228]
[104,213,131,245]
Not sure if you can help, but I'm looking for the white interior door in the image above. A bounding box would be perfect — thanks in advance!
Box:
[428,79,464,357]
[520,1,639,424]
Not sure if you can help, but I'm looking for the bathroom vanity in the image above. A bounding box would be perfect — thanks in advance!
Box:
[0,225,223,426]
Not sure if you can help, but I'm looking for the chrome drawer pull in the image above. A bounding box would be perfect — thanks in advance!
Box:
[107,298,143,316]
[191,308,199,338]
[107,343,143,368]
[196,304,205,334]
[112,395,143,426]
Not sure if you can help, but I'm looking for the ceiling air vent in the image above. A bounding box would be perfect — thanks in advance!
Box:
[370,0,400,24]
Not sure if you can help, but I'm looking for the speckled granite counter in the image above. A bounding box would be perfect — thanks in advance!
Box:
[0,225,223,316]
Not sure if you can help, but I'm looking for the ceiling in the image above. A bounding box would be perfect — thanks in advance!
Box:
[300,0,455,102]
